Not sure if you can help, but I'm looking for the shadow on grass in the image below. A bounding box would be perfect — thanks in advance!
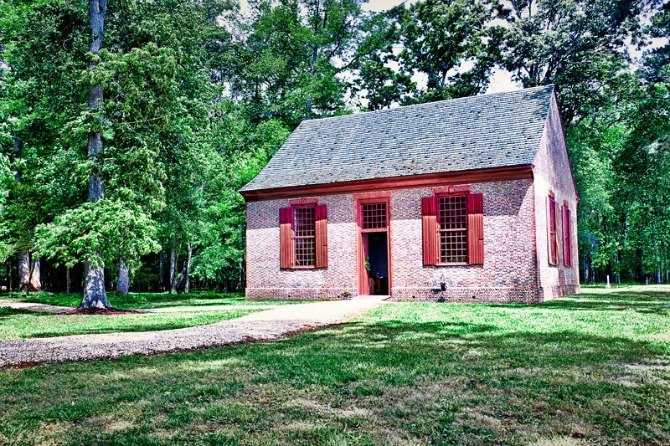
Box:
[254,319,666,379]
[533,290,670,315]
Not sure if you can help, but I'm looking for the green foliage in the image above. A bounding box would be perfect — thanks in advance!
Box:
[498,0,652,121]
[220,0,360,126]
[354,0,500,108]
[0,154,13,261]
[0,0,668,291]
[34,199,160,269]
[191,108,290,284]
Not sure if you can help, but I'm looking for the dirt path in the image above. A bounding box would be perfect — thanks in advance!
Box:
[142,304,283,313]
[0,299,72,314]
[0,297,384,368]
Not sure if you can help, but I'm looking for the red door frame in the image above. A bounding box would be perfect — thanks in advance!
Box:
[356,196,392,296]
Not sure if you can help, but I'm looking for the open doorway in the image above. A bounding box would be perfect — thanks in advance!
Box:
[364,232,388,295]
[357,198,391,296]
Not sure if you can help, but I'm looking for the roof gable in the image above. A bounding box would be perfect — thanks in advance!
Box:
[241,85,554,193]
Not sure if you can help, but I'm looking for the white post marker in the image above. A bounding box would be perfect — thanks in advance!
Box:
[606,275,611,289]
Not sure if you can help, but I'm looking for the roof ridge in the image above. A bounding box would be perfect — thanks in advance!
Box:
[300,84,554,125]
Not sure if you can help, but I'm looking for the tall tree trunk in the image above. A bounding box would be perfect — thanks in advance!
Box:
[83,261,108,309]
[19,252,41,292]
[7,258,12,292]
[117,259,129,295]
[184,243,192,293]
[159,252,165,291]
[66,267,72,293]
[169,247,177,294]
[80,0,110,310]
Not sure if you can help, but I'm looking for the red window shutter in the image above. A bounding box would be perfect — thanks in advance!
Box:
[547,195,558,265]
[467,193,484,265]
[279,207,294,269]
[563,205,571,267]
[315,204,328,268]
[421,196,438,266]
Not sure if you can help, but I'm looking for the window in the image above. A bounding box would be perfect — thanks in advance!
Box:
[279,203,328,269]
[294,207,316,267]
[438,195,468,263]
[422,192,484,266]
[563,204,572,267]
[362,202,387,229]
[548,194,558,266]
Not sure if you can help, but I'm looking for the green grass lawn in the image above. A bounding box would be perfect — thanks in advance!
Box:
[1,287,669,445]
[0,290,297,310]
[0,307,258,340]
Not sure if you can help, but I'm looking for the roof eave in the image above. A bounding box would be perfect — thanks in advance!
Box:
[240,164,534,202]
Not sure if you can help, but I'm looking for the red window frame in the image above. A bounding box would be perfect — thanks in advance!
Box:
[361,202,388,230]
[548,193,558,266]
[437,193,469,265]
[562,203,572,267]
[293,205,317,268]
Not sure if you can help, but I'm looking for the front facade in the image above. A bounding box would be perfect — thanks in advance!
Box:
[242,86,579,302]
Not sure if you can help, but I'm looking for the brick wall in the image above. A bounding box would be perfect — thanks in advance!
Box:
[389,179,540,302]
[532,92,581,299]
[246,194,358,300]
[246,178,544,302]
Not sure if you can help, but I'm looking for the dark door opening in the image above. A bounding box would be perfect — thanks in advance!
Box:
[364,232,388,295]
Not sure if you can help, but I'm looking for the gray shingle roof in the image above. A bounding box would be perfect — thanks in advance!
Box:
[240,85,553,192]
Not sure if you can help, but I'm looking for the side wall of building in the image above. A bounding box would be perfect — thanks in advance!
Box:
[532,93,581,299]
[246,178,541,302]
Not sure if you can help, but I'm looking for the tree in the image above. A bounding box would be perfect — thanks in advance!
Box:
[499,0,656,121]
[353,0,500,108]
[220,0,361,127]
[81,0,110,308]
[191,106,290,288]
[351,13,415,110]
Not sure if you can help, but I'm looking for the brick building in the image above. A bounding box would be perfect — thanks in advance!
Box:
[240,86,579,302]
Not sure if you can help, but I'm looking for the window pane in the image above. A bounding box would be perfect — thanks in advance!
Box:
[295,207,315,236]
[440,230,468,263]
[439,196,467,263]
[362,203,387,229]
[294,207,316,266]
[295,237,316,267]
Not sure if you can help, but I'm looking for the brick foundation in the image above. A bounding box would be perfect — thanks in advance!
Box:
[388,287,541,303]
[246,288,353,301]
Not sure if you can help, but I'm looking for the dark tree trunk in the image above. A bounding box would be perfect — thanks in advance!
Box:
[117,259,129,295]
[184,243,192,293]
[159,252,165,291]
[237,256,245,290]
[66,267,72,293]
[19,252,41,292]
[174,258,189,293]
[80,0,109,310]
[7,258,12,292]
[169,247,177,294]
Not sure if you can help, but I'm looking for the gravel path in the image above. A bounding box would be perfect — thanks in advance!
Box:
[0,299,72,314]
[0,297,383,368]
[142,304,282,313]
